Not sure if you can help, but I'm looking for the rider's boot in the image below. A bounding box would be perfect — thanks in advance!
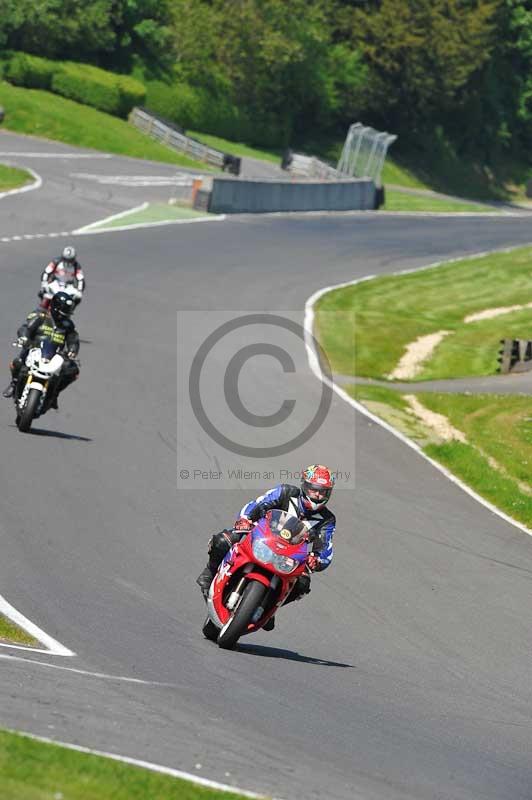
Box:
[196,564,216,600]
[2,380,15,398]
[263,616,275,631]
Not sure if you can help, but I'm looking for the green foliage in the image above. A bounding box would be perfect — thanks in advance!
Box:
[4,55,146,117]
[52,63,122,115]
[167,0,365,145]
[145,79,273,146]
[6,51,56,90]
[4,0,115,60]
[116,74,147,117]
[344,0,499,133]
[1,0,173,73]
[103,0,175,74]
[1,0,532,173]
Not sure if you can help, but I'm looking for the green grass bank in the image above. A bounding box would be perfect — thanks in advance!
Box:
[0,81,211,169]
[0,614,38,647]
[315,246,532,380]
[349,385,532,529]
[0,162,32,191]
[0,729,259,800]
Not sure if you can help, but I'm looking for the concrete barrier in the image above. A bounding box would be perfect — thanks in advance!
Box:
[205,177,376,214]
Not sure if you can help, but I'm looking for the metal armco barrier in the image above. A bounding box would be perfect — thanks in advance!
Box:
[129,108,241,175]
[497,338,532,373]
[202,176,377,214]
[281,150,342,180]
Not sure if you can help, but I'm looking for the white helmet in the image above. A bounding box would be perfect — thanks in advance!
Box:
[62,245,76,263]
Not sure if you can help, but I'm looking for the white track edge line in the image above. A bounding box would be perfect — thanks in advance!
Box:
[0,654,175,686]
[0,594,75,656]
[3,728,285,800]
[0,152,113,159]
[72,214,226,236]
[73,202,149,233]
[0,166,42,200]
[304,242,532,539]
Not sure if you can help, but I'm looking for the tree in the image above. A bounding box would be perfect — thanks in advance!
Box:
[4,0,115,60]
[344,0,500,133]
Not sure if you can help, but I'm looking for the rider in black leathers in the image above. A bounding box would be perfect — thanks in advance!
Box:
[3,292,80,409]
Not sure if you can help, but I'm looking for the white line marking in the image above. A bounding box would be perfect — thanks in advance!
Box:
[0,166,42,200]
[3,729,285,799]
[73,202,149,233]
[73,214,226,236]
[71,173,197,187]
[0,654,175,686]
[0,643,63,655]
[304,244,532,539]
[0,152,113,159]
[0,594,75,657]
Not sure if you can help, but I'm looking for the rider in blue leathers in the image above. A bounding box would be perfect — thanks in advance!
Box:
[197,465,336,630]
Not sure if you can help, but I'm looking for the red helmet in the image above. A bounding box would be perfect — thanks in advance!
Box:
[300,464,335,511]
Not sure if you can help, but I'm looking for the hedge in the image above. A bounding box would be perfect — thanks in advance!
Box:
[51,62,145,117]
[6,52,56,91]
[4,53,145,118]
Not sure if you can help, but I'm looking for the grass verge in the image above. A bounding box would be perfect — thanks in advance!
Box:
[85,202,213,231]
[0,614,38,647]
[382,189,494,213]
[349,385,532,528]
[315,245,532,380]
[0,162,33,191]
[0,82,215,169]
[0,729,257,800]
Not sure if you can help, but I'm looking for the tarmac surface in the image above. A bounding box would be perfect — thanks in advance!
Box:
[1,131,532,799]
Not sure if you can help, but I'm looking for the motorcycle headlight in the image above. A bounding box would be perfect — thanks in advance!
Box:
[252,539,297,573]
[252,538,274,565]
[273,555,297,573]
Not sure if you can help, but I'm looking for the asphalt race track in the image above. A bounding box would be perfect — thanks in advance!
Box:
[2,132,532,800]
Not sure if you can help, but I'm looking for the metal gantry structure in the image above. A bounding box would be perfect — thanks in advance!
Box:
[337,123,397,185]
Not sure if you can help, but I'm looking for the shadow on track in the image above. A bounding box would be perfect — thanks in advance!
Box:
[8,425,92,442]
[31,427,92,441]
[237,642,354,668]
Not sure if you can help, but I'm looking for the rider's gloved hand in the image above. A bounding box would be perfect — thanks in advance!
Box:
[307,554,320,572]
[16,336,28,347]
[234,517,253,533]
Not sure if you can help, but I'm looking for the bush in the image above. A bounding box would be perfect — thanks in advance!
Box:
[145,80,203,130]
[145,80,283,147]
[52,63,121,115]
[6,52,56,91]
[51,62,145,117]
[116,75,147,117]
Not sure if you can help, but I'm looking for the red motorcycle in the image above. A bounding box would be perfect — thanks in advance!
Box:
[203,509,311,649]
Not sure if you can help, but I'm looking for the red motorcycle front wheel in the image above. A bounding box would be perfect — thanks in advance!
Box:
[217,580,267,650]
